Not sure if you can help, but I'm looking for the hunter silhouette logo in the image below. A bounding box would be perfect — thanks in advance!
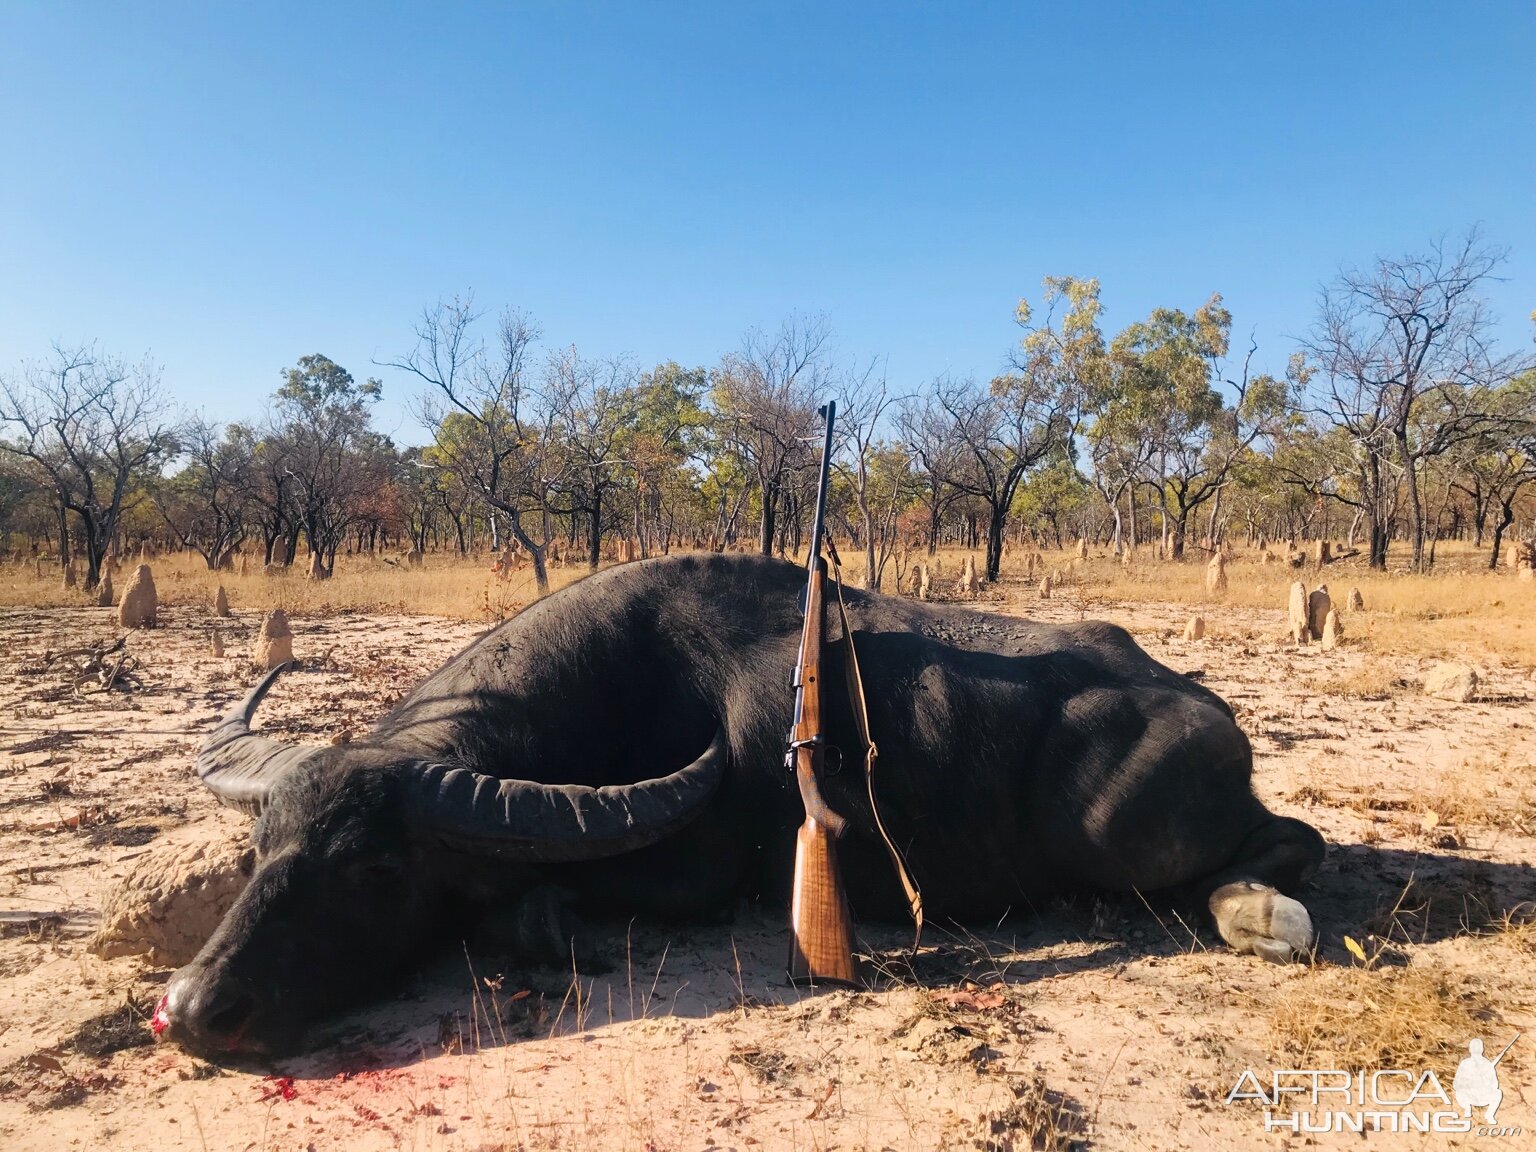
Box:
[1226,1032,1525,1136]
[1454,1035,1518,1125]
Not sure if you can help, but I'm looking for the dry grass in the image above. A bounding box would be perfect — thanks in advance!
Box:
[1494,904,1536,956]
[878,539,1536,665]
[1064,540,1536,667]
[1300,659,1412,701]
[1334,751,1535,849]
[5,537,1536,666]
[1401,751,1535,834]
[1360,872,1502,947]
[981,1073,1085,1152]
[1270,963,1505,1077]
[0,550,601,624]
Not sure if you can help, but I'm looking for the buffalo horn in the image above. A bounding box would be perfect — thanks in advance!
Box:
[407,728,729,862]
[195,663,319,815]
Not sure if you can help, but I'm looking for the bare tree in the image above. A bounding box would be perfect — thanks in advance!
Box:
[387,295,567,592]
[1305,231,1532,570]
[1447,373,1536,567]
[156,416,251,568]
[238,424,299,567]
[0,343,178,586]
[897,389,967,555]
[712,315,831,555]
[835,357,907,588]
[546,348,640,568]
[1085,425,1153,554]
[924,369,1075,581]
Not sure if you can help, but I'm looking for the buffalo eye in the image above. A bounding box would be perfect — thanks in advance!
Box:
[346,858,405,888]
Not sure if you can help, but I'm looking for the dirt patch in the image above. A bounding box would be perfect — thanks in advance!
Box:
[728,1044,798,1084]
[87,823,159,849]
[0,591,1532,1150]
[66,997,157,1058]
[0,1053,121,1113]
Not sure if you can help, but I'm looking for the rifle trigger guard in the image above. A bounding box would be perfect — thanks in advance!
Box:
[784,735,822,771]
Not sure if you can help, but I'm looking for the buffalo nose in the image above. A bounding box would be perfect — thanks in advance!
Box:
[163,965,259,1050]
[199,983,257,1042]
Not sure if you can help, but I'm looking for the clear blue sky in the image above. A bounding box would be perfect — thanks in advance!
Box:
[3,3,1532,445]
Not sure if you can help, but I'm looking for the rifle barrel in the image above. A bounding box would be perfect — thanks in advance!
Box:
[1490,1034,1520,1065]
[805,401,836,575]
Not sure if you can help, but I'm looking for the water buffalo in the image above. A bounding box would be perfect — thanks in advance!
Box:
[159,553,1324,1056]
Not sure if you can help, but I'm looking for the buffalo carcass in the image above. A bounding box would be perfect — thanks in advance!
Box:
[159,553,1323,1056]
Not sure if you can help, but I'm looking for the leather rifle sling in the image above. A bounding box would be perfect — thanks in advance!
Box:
[827,543,924,953]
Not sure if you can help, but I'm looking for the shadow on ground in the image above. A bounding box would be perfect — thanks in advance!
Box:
[242,842,1533,1080]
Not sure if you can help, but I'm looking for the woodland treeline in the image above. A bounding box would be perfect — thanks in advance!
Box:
[3,232,1534,594]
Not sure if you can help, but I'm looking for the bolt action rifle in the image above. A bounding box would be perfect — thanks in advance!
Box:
[785,400,863,986]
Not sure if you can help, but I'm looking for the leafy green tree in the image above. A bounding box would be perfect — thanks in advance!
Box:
[1102,296,1291,557]
[271,353,385,576]
[1012,457,1095,548]
[1266,420,1372,545]
[623,362,709,555]
[863,444,921,586]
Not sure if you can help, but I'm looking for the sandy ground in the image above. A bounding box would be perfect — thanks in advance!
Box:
[1,587,1534,1151]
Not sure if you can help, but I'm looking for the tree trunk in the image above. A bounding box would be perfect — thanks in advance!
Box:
[81,513,105,590]
[1363,454,1388,570]
[1345,507,1363,550]
[984,502,1006,582]
[1169,504,1188,560]
[758,479,778,556]
[53,504,72,568]
[507,513,548,594]
[1488,501,1514,570]
[858,489,876,590]
[1368,518,1388,569]
[587,491,603,569]
[1398,433,1426,572]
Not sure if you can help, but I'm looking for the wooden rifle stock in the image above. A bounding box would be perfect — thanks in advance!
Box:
[787,564,861,985]
[786,400,862,987]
